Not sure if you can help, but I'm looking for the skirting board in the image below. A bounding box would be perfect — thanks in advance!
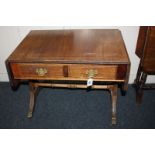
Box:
[0,73,155,84]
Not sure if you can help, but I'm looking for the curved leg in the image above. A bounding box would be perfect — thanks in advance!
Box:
[109,85,118,125]
[27,82,38,118]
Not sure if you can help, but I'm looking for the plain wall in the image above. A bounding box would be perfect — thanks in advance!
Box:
[0,26,155,83]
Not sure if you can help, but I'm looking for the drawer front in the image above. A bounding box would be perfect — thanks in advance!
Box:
[11,63,126,81]
[11,63,65,79]
[69,64,118,80]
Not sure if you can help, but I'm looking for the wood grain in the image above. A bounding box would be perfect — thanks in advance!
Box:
[8,29,129,64]
[11,63,120,81]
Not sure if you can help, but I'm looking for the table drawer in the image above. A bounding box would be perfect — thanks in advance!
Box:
[11,63,65,79]
[11,63,126,81]
[69,64,117,80]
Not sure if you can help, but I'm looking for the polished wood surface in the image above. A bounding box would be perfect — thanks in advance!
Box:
[135,26,155,103]
[136,26,148,58]
[8,29,129,64]
[6,29,130,125]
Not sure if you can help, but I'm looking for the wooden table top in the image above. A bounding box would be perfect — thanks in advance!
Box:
[8,29,130,64]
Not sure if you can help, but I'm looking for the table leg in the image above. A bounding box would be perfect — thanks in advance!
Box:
[136,72,147,104]
[27,82,38,118]
[120,83,127,96]
[134,64,142,86]
[109,85,118,125]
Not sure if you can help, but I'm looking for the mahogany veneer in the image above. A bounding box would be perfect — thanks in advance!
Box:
[6,29,130,125]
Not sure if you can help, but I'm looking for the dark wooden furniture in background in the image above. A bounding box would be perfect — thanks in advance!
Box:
[6,29,130,124]
[135,26,155,103]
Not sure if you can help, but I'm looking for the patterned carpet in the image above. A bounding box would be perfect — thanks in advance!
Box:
[0,82,155,129]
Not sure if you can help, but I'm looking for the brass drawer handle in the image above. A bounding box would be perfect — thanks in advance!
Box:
[86,69,98,78]
[36,68,47,76]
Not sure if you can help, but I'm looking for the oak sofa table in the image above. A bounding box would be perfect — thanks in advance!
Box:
[6,29,130,125]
